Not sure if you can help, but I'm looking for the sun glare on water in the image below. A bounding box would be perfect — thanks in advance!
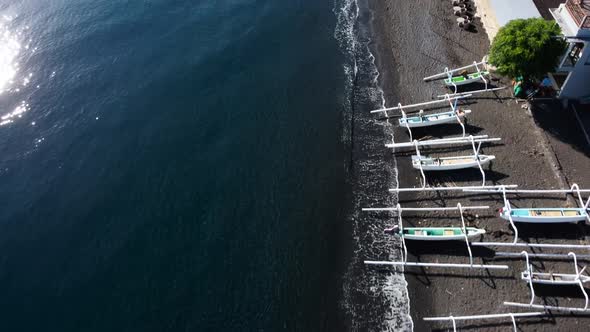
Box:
[0,16,21,94]
[0,14,34,126]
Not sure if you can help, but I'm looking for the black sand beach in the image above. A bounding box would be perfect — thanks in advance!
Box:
[367,0,590,330]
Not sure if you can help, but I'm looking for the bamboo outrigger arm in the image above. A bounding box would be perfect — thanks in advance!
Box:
[495,252,590,260]
[423,57,488,81]
[389,184,518,193]
[437,86,507,99]
[503,302,590,313]
[385,135,499,149]
[369,94,471,116]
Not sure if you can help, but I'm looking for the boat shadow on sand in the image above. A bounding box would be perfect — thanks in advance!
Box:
[404,122,485,139]
[416,167,510,185]
[525,283,590,299]
[400,241,511,287]
[511,222,590,242]
[429,318,558,332]
[391,142,504,157]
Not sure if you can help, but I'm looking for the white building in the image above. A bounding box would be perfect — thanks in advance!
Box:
[549,0,590,100]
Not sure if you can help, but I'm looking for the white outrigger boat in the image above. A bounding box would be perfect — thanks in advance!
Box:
[399,109,471,128]
[363,204,509,270]
[386,135,500,187]
[463,184,590,225]
[499,206,588,224]
[372,94,474,140]
[384,225,485,241]
[412,154,495,171]
[504,252,590,313]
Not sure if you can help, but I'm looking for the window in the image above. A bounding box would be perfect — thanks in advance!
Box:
[563,42,585,67]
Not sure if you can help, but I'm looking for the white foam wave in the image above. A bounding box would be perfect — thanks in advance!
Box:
[334,0,413,330]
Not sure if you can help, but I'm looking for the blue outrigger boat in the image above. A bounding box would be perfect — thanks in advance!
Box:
[399,109,471,128]
[500,207,589,223]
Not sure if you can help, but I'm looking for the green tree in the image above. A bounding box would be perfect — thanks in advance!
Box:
[489,18,566,79]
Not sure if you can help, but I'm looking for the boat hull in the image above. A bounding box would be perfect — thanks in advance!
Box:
[521,271,590,285]
[500,207,587,223]
[412,155,494,171]
[444,71,489,86]
[399,110,471,128]
[401,227,485,241]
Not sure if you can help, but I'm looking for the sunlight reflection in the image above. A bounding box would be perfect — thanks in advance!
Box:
[0,15,21,94]
[0,101,29,126]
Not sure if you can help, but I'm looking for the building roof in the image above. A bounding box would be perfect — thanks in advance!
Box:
[490,0,542,26]
[564,0,590,27]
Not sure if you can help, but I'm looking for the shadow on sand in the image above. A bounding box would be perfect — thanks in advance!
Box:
[530,100,590,158]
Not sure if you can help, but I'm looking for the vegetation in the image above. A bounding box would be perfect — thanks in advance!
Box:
[489,18,566,79]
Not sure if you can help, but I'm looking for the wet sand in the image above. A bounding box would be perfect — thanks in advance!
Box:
[367,0,590,331]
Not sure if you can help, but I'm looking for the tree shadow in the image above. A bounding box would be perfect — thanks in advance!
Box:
[529,100,590,158]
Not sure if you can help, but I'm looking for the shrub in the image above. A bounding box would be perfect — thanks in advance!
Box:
[489,18,566,79]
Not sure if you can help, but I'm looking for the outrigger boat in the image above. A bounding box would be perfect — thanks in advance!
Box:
[384,225,485,241]
[499,207,588,224]
[412,154,495,171]
[444,71,489,87]
[423,58,491,93]
[504,252,590,313]
[363,204,509,270]
[398,109,471,128]
[387,135,501,187]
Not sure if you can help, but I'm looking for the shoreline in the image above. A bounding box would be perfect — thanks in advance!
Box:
[473,0,501,42]
[367,1,590,331]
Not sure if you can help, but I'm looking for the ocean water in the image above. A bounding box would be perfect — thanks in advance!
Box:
[0,0,410,331]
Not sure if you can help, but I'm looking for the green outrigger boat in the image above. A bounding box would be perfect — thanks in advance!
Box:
[384,226,485,241]
[444,71,489,86]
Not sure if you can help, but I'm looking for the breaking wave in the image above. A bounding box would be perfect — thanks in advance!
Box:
[334,0,413,330]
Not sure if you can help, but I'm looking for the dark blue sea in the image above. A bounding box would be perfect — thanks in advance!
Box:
[0,0,412,331]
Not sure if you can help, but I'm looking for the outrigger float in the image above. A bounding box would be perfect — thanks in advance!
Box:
[363,203,509,270]
[436,86,507,99]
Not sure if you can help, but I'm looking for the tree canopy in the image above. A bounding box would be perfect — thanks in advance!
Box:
[489,18,566,79]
